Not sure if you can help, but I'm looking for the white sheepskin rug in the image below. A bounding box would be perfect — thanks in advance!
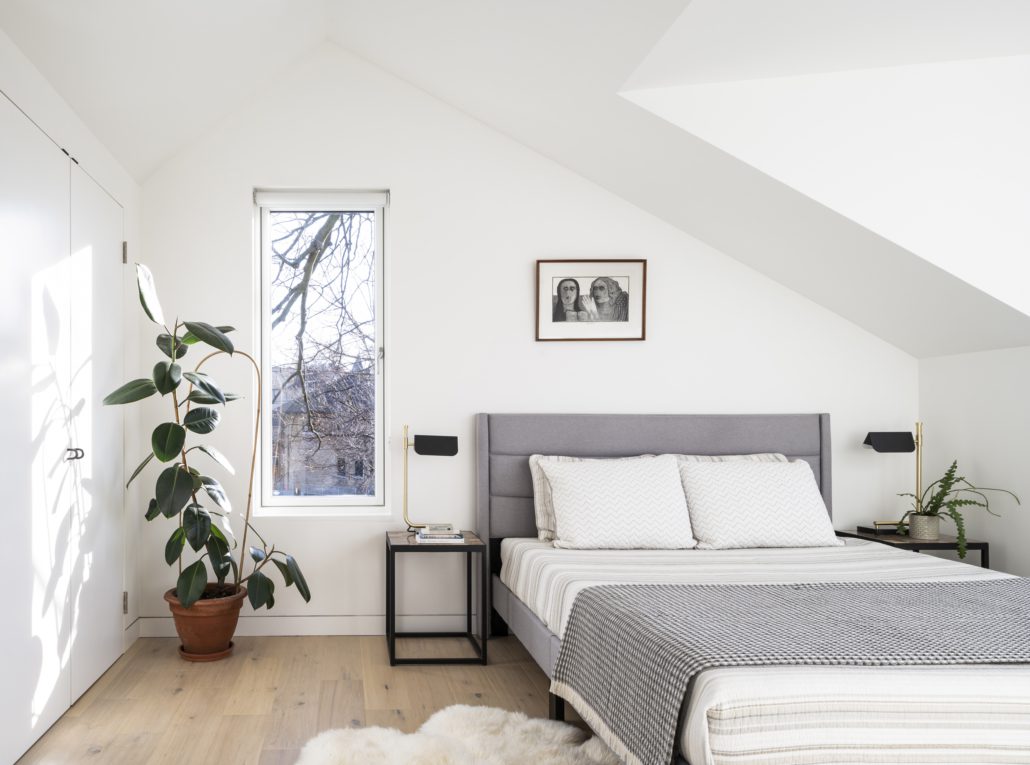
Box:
[295,704,620,765]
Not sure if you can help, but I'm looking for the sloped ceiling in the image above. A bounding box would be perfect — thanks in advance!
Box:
[0,0,326,178]
[623,0,1030,317]
[2,0,1029,358]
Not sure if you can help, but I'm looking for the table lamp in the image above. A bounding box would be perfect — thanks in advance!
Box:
[863,421,923,513]
[402,424,459,531]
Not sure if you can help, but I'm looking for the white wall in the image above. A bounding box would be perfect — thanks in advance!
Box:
[0,26,143,646]
[137,43,919,635]
[920,347,1030,576]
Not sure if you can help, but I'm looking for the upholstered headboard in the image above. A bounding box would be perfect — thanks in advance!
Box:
[475,413,832,572]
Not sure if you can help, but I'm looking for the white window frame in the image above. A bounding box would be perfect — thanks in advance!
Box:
[255,190,387,514]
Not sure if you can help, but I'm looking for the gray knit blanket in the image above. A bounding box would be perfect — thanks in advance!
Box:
[550,579,1030,765]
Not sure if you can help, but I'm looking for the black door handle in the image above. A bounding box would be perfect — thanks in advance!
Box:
[66,448,85,461]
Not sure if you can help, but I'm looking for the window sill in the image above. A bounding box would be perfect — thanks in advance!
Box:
[254,504,390,519]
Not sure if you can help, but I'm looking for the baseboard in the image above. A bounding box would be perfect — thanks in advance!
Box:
[138,613,473,637]
[123,619,141,649]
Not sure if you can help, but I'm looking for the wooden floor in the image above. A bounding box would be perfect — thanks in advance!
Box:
[17,635,557,764]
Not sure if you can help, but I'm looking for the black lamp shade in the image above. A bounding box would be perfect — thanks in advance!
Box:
[413,434,458,457]
[863,431,915,453]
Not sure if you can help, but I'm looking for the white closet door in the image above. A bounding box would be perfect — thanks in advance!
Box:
[0,94,72,763]
[69,165,124,702]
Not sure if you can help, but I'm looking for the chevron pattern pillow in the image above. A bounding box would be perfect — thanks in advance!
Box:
[680,460,842,549]
[529,454,656,541]
[540,454,696,549]
[529,452,787,541]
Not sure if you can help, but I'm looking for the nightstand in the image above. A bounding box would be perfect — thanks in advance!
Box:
[836,529,990,568]
[385,530,488,665]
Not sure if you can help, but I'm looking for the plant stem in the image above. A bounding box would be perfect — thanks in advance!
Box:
[171,321,203,577]
[194,349,262,592]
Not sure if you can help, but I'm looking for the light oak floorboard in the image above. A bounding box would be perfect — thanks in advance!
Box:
[17,635,551,764]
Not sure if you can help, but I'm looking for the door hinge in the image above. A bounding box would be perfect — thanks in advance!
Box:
[122,241,128,264]
[122,591,128,615]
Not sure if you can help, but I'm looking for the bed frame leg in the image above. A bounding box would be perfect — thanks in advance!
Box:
[490,608,509,637]
[548,692,565,721]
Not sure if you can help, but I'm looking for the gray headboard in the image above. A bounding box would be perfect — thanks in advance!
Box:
[476,413,832,572]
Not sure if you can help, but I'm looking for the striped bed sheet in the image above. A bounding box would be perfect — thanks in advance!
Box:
[499,538,1030,765]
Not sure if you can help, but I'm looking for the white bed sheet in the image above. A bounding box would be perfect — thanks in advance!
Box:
[500,538,1030,765]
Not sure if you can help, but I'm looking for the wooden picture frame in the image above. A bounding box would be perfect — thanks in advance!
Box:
[535,259,647,341]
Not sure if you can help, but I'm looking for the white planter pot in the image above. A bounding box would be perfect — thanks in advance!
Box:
[908,515,940,540]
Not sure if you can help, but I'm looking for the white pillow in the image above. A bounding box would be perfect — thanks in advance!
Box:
[528,452,786,541]
[529,454,655,541]
[674,453,788,464]
[539,454,696,549]
[680,460,842,549]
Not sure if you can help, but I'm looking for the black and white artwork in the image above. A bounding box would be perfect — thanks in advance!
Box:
[551,276,630,322]
[536,260,646,341]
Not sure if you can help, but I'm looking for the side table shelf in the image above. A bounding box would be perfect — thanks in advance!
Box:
[385,531,488,665]
[836,529,990,569]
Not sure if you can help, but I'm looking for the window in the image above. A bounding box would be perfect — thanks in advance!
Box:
[257,191,386,509]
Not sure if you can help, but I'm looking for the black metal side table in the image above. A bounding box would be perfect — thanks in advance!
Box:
[836,529,990,568]
[385,530,488,665]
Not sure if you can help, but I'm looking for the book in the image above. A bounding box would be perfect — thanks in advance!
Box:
[415,532,465,544]
[422,523,455,533]
[857,522,908,536]
[416,529,463,538]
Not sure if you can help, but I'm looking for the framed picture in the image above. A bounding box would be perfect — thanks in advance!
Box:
[536,259,647,341]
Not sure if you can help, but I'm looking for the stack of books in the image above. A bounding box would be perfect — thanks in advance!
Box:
[415,524,465,544]
[857,520,908,535]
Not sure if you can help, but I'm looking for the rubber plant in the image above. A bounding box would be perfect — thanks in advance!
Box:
[104,264,310,611]
[897,460,1019,558]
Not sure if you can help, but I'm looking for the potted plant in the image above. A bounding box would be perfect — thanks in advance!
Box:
[104,264,310,661]
[898,460,1019,557]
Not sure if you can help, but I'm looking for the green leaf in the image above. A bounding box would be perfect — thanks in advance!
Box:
[247,570,274,610]
[201,476,231,512]
[249,546,266,563]
[155,465,194,518]
[183,371,226,405]
[206,535,232,584]
[103,378,157,406]
[183,504,212,552]
[153,361,182,396]
[285,555,311,603]
[156,333,187,360]
[185,390,242,406]
[183,407,220,434]
[151,423,186,462]
[182,322,234,355]
[181,325,235,345]
[165,527,186,565]
[176,560,208,608]
[190,444,235,475]
[126,452,155,488]
[135,264,165,326]
[145,499,161,521]
[209,515,236,548]
[272,558,293,587]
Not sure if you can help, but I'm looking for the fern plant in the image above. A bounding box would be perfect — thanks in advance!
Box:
[897,460,1019,558]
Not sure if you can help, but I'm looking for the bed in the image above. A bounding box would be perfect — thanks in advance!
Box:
[475,413,1030,765]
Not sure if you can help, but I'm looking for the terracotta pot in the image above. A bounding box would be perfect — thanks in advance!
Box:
[908,515,940,541]
[164,584,247,662]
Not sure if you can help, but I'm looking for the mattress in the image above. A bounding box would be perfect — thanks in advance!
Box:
[499,538,1030,765]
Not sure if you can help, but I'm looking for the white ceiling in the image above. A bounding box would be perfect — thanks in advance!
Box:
[623,0,1030,316]
[0,0,326,178]
[625,0,1030,88]
[3,0,1029,358]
